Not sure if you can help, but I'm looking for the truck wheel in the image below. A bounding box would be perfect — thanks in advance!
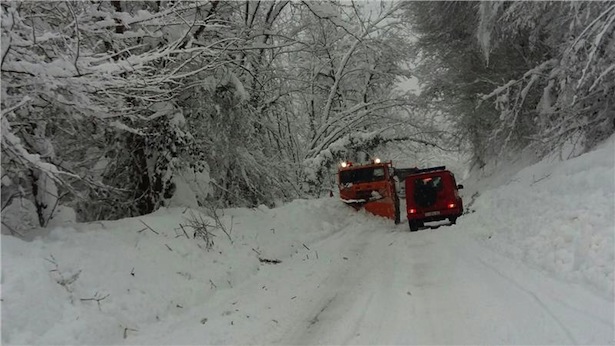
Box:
[449,217,457,225]
[408,220,419,232]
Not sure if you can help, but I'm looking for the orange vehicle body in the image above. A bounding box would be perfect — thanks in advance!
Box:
[337,161,400,224]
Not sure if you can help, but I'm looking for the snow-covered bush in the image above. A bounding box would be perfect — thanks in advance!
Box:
[180,73,298,207]
[1,1,220,222]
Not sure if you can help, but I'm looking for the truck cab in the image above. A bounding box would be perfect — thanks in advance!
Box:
[338,160,400,224]
[404,166,464,231]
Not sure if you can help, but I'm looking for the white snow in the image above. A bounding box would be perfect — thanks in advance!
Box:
[460,134,615,298]
[109,121,145,135]
[167,167,213,209]
[1,198,39,235]
[1,117,79,182]
[2,136,614,344]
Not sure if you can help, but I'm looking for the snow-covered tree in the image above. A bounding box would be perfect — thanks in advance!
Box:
[2,0,436,224]
[295,1,422,192]
[478,1,615,157]
[1,1,227,221]
[406,1,614,168]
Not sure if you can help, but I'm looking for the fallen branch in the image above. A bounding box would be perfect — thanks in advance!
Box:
[46,254,80,300]
[80,292,110,311]
[123,326,138,339]
[530,174,551,186]
[183,211,215,250]
[179,224,190,238]
[258,257,282,264]
[204,202,233,244]
[139,220,159,234]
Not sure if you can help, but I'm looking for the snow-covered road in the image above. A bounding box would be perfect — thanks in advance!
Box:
[4,202,613,345]
[128,220,613,345]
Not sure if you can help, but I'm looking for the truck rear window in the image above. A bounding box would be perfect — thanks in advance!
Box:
[413,175,444,208]
[340,167,385,184]
[414,176,443,191]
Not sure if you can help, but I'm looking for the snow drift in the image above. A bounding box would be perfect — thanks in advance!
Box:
[461,135,615,298]
[1,198,368,345]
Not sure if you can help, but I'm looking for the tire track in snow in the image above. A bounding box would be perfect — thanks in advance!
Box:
[279,225,398,344]
[295,225,606,345]
[475,256,578,344]
[307,294,338,328]
[463,226,613,343]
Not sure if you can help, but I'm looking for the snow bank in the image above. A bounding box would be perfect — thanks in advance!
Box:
[460,135,615,298]
[1,197,364,345]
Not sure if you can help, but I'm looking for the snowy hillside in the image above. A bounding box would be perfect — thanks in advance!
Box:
[461,135,614,298]
[2,136,614,344]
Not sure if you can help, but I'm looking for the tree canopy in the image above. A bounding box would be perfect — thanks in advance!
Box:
[3,1,612,228]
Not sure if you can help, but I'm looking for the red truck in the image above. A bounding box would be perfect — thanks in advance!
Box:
[404,166,464,232]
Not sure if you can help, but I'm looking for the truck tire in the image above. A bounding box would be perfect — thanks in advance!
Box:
[409,220,419,232]
[449,217,457,225]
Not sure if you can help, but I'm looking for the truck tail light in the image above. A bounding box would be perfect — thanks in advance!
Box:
[409,208,417,214]
[448,203,456,209]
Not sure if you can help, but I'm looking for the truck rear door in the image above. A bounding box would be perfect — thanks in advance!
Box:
[410,173,450,213]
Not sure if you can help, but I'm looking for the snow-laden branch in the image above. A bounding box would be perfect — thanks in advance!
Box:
[567,4,615,57]
[576,6,615,92]
[479,59,558,103]
[589,63,615,92]
[2,117,79,183]
[0,96,31,117]
[307,98,413,157]
[308,96,414,153]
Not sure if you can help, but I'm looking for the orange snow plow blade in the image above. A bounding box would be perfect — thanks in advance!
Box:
[364,198,397,220]
[342,196,397,219]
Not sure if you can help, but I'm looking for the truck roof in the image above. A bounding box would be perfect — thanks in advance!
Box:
[337,161,392,172]
[411,166,447,174]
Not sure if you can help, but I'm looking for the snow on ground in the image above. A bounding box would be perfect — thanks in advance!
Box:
[460,135,615,298]
[1,136,614,345]
[1,198,380,345]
